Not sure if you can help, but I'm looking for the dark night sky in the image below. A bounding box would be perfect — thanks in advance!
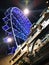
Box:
[0,0,49,56]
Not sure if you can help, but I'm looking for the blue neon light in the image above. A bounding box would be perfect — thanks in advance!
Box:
[2,7,32,42]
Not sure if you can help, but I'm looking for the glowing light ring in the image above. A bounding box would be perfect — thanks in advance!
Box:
[2,7,32,47]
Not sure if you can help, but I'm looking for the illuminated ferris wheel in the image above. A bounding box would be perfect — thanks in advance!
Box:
[2,7,32,48]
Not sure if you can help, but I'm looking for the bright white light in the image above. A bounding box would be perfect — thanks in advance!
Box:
[23,8,29,15]
[7,37,13,43]
[48,7,49,9]
[46,1,48,4]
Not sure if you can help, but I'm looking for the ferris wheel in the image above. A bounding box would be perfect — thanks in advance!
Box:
[2,7,32,48]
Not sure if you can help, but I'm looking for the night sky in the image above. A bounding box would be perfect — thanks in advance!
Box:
[0,0,49,57]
